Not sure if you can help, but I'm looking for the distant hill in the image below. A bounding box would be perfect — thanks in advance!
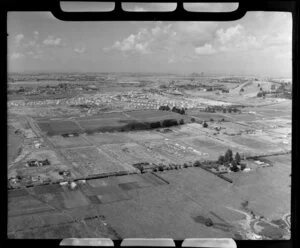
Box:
[190,72,204,77]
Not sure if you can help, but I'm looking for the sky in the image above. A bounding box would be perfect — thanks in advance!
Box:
[7,2,292,77]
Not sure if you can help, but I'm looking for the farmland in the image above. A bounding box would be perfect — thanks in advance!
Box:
[7,72,291,239]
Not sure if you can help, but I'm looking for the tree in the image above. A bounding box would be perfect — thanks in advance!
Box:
[223,109,227,113]
[193,161,201,167]
[205,218,213,226]
[231,160,239,172]
[191,118,195,122]
[235,152,241,165]
[203,121,208,128]
[179,119,184,125]
[218,155,225,164]
[224,149,233,163]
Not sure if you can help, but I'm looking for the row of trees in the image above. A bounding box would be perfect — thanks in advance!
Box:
[204,106,241,114]
[159,105,186,115]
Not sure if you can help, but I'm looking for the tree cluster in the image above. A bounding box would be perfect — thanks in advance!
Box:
[159,105,186,115]
[218,149,241,167]
[257,91,266,97]
[172,106,186,115]
[204,106,216,113]
[217,150,248,172]
[159,105,170,111]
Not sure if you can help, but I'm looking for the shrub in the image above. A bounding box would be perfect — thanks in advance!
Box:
[191,118,196,122]
[193,161,201,167]
[158,165,164,171]
[179,119,184,125]
[162,119,178,127]
[150,121,161,129]
[240,163,246,170]
[241,200,249,209]
[183,163,188,168]
[203,122,208,128]
[153,168,158,172]
[210,118,214,122]
[205,218,213,227]
[230,160,239,172]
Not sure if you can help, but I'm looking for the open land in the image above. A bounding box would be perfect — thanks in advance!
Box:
[7,73,291,239]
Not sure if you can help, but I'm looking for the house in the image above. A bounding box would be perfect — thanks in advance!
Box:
[255,160,264,165]
[218,165,229,173]
[70,181,77,189]
[60,181,68,186]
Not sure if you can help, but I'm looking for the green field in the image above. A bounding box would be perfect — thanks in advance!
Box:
[37,120,82,135]
[37,110,188,136]
[8,126,23,164]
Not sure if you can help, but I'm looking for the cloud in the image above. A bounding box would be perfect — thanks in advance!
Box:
[195,44,217,55]
[262,33,292,47]
[173,22,219,46]
[24,40,36,48]
[216,24,243,45]
[14,34,24,46]
[23,31,40,48]
[193,24,261,56]
[109,28,151,54]
[34,31,39,40]
[106,21,216,57]
[74,46,86,54]
[216,24,261,52]
[107,23,177,55]
[43,35,64,46]
[10,52,24,60]
[112,36,150,54]
[168,57,175,63]
[26,43,43,59]
[107,16,291,62]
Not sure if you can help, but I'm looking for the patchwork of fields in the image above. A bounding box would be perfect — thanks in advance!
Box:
[7,84,292,239]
